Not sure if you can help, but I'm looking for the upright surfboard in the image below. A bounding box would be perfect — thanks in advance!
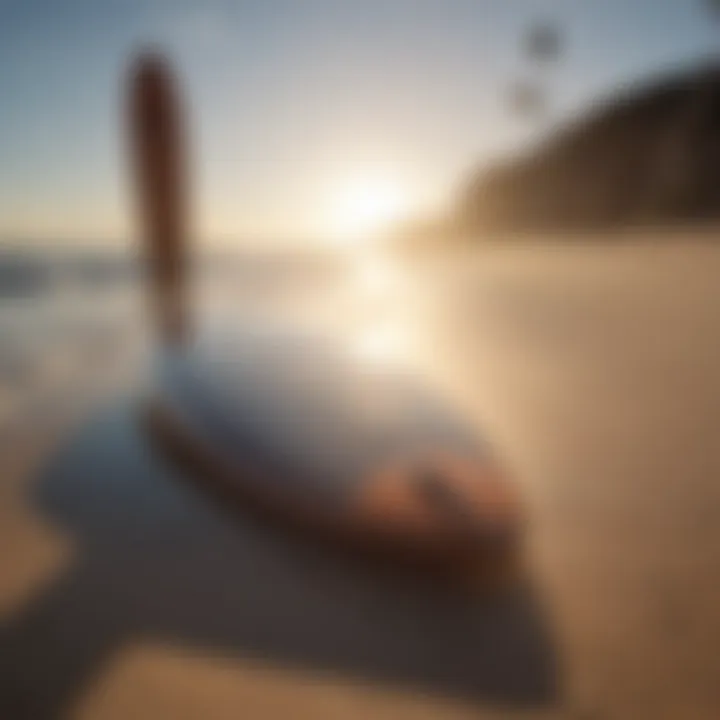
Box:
[128,53,523,577]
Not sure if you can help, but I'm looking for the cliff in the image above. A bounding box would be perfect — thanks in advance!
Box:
[458,63,720,234]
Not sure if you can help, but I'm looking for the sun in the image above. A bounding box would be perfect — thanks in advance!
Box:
[327,176,412,245]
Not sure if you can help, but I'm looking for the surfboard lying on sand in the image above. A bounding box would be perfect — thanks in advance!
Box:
[129,53,524,577]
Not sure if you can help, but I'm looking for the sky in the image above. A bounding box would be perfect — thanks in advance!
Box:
[0,0,717,247]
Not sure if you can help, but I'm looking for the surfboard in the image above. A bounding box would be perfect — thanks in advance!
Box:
[128,53,524,577]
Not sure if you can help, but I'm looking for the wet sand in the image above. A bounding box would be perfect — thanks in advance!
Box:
[1,240,719,719]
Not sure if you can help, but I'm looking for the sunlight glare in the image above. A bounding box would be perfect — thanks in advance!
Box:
[351,325,406,365]
[328,177,412,245]
[354,255,396,296]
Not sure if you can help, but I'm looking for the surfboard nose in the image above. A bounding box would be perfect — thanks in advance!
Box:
[354,451,523,567]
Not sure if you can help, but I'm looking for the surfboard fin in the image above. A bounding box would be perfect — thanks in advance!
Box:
[128,52,190,347]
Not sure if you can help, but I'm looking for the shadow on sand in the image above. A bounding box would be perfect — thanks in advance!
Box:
[0,399,559,718]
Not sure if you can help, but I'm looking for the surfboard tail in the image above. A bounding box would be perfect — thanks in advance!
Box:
[128,52,190,346]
